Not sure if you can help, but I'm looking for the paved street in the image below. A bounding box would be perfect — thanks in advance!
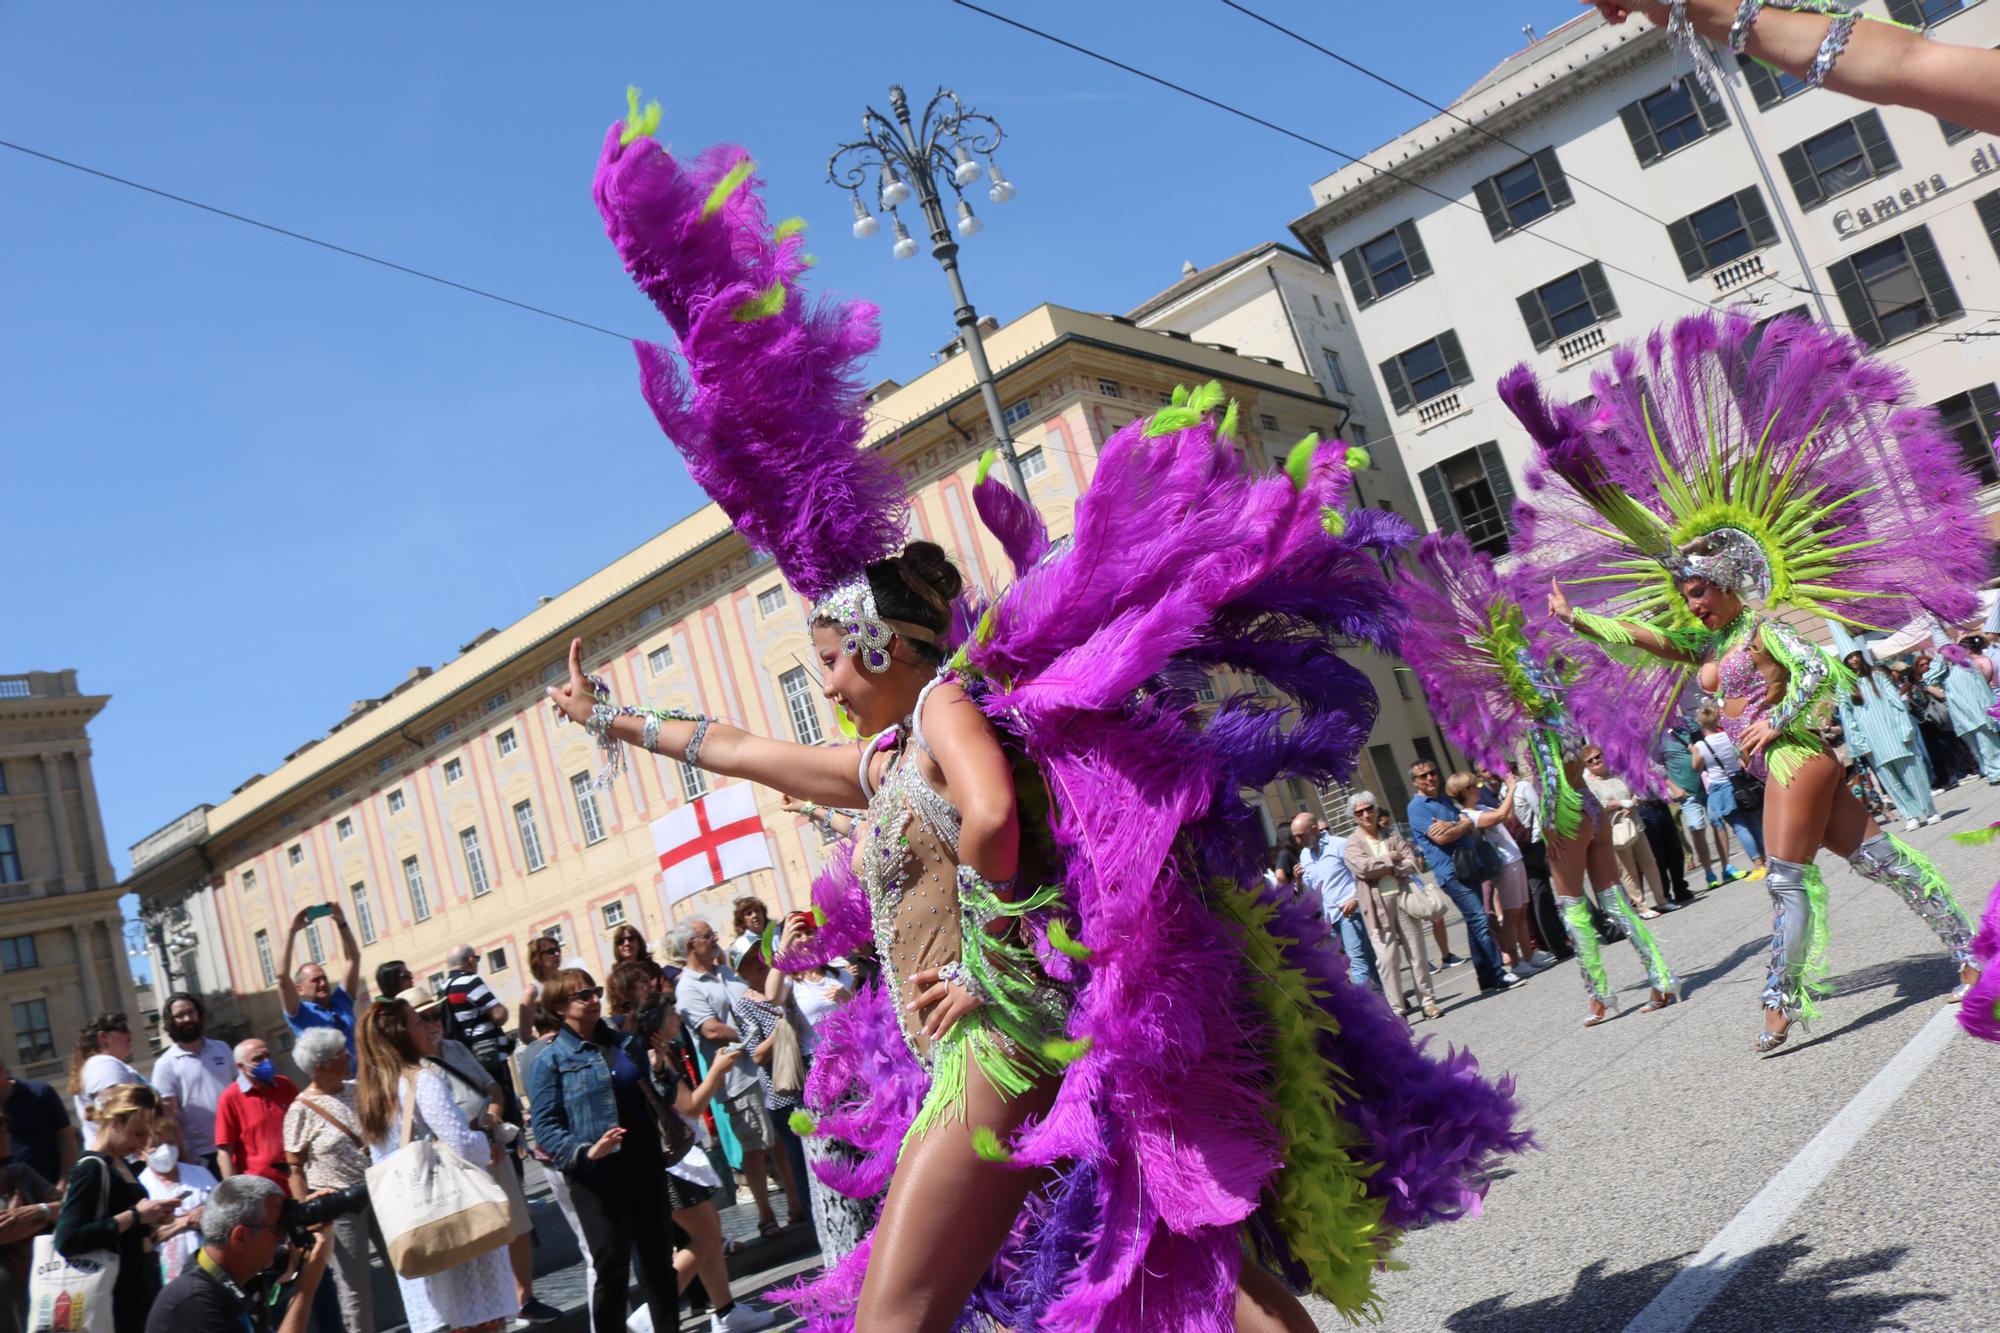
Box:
[1302,782,2000,1333]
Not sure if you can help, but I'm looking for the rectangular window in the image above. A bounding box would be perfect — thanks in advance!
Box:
[375,756,395,775]
[542,661,566,685]
[433,722,455,742]
[1367,745,1412,827]
[1195,675,1218,704]
[1017,447,1048,480]
[485,691,509,714]
[639,604,664,626]
[255,930,275,986]
[1517,264,1619,351]
[544,923,568,951]
[387,789,407,815]
[647,646,674,676]
[444,758,464,784]
[497,729,519,756]
[756,586,787,618]
[1668,188,1778,278]
[242,868,256,893]
[428,972,446,995]
[11,999,53,1065]
[1417,443,1517,557]
[487,947,508,973]
[1380,331,1472,413]
[1829,225,1962,346]
[0,936,39,971]
[1473,149,1573,237]
[349,882,379,945]
[1394,668,1413,701]
[336,817,353,841]
[1941,117,1977,145]
[0,765,7,795]
[1888,0,1965,23]
[571,773,607,845]
[603,900,626,928]
[1097,378,1122,399]
[304,925,325,965]
[287,844,304,866]
[0,826,20,884]
[780,667,824,746]
[514,800,547,872]
[1744,60,1810,109]
[1001,399,1032,427]
[1780,111,1897,209]
[1320,348,1350,394]
[1339,221,1431,306]
[1258,414,1278,431]
[460,827,492,897]
[279,813,294,829]
[327,783,345,800]
[402,855,431,922]
[1620,80,1727,165]
[1933,386,2000,486]
[678,761,708,802]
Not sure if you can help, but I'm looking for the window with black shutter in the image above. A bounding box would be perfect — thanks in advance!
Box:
[1384,332,1472,411]
[1474,150,1573,236]
[1827,224,1962,346]
[1940,117,1976,145]
[1887,0,1965,25]
[1340,221,1432,307]
[1742,60,1808,110]
[1779,112,1897,210]
[1977,190,2000,261]
[1934,384,2000,486]
[1425,444,1515,556]
[1669,188,1780,277]
[1518,264,1618,350]
[1621,81,1729,165]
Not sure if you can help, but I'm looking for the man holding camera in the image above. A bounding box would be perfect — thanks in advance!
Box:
[279,906,363,1058]
[143,1175,332,1333]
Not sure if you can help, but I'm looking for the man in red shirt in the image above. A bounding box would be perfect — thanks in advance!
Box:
[213,1037,297,1186]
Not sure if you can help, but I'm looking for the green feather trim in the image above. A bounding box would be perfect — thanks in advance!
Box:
[731,281,787,322]
[810,902,827,927]
[1213,881,1393,1319]
[1040,1035,1092,1067]
[1561,896,1611,1002]
[1793,865,1834,1024]
[759,920,780,962]
[1609,890,1676,992]
[970,1125,1013,1163]
[1320,507,1347,537]
[619,86,661,146]
[1045,918,1092,961]
[1885,835,1967,914]
[1284,434,1320,490]
[773,216,807,242]
[1143,406,1201,437]
[1170,383,1190,407]
[1951,822,2000,847]
[974,448,997,487]
[701,159,756,221]
[788,1109,818,1136]
[1345,446,1371,471]
[1219,399,1240,441]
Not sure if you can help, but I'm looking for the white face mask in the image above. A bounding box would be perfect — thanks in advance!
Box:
[146,1144,178,1174]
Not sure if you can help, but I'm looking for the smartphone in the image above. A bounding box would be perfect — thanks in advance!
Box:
[303,904,336,922]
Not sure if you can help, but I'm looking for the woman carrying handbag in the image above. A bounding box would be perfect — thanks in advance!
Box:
[45,1084,181,1333]
[355,998,514,1333]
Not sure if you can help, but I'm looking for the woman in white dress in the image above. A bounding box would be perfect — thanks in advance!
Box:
[356,998,515,1333]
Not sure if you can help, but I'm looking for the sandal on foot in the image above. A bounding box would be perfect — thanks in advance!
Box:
[1642,988,1679,1012]
[1582,998,1613,1027]
[1422,999,1442,1021]
[757,1218,782,1238]
[1754,1020,1791,1056]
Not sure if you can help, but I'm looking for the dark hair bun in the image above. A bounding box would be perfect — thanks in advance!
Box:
[865,541,963,639]
[898,541,963,606]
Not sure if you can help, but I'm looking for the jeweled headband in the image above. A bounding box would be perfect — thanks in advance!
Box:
[810,575,938,674]
[1665,527,1774,604]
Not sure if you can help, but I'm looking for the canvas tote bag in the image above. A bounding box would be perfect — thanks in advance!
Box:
[27,1157,118,1333]
[365,1073,511,1278]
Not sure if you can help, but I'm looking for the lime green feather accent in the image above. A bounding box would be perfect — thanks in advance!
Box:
[1886,835,1968,915]
[1040,1035,1092,1066]
[788,1109,818,1136]
[810,902,827,927]
[1045,918,1092,961]
[1212,880,1393,1319]
[731,281,787,322]
[620,86,661,146]
[974,448,997,487]
[1345,446,1371,471]
[970,1125,1013,1163]
[1170,384,1190,407]
[1611,891,1676,992]
[759,920,780,962]
[773,216,807,243]
[1219,399,1240,441]
[1320,507,1347,537]
[1562,896,1611,1001]
[1284,434,1320,490]
[701,159,756,221]
[832,704,859,740]
[1144,381,1228,438]
[1793,865,1834,1024]
[1185,381,1226,414]
[1951,822,2000,847]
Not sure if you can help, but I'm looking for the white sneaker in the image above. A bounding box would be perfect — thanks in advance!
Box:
[1500,970,1523,985]
[1902,818,1921,832]
[1508,959,1541,976]
[1526,950,1559,970]
[714,1305,779,1333]
[1924,814,1943,826]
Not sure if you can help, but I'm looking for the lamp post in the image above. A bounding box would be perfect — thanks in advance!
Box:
[830,85,1028,496]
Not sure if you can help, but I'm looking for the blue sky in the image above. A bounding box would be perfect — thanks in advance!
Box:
[4,0,1581,901]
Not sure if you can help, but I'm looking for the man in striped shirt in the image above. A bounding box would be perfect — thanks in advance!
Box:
[442,945,509,1065]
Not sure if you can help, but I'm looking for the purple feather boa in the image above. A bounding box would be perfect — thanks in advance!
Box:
[776,850,871,972]
[1960,880,2000,1044]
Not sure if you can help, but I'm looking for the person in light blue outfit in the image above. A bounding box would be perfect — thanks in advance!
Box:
[1925,650,2000,783]
[1839,649,1938,829]
[1292,812,1377,992]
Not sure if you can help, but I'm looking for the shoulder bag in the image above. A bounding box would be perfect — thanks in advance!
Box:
[634,1050,696,1168]
[768,1000,808,1101]
[1400,880,1452,922]
[27,1156,117,1333]
[299,1092,366,1150]
[365,1074,511,1278]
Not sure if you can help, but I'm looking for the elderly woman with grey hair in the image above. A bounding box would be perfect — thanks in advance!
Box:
[1340,790,1442,1022]
[281,1025,372,1333]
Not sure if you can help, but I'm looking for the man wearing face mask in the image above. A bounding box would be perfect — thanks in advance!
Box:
[212,1039,297,1186]
[149,993,236,1175]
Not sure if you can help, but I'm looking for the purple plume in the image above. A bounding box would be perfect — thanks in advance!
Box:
[1960,880,2000,1044]
[972,464,1050,574]
[593,126,908,599]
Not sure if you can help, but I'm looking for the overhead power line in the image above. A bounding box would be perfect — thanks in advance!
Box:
[0,137,642,343]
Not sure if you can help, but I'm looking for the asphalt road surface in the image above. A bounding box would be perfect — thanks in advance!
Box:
[1301,781,2000,1333]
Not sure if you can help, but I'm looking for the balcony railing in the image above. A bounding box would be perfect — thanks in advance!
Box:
[1712,252,1766,294]
[1416,391,1465,427]
[1557,325,1608,365]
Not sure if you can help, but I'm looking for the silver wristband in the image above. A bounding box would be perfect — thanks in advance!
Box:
[1806,12,1858,87]
[682,715,713,770]
[641,713,662,754]
[1728,0,1764,53]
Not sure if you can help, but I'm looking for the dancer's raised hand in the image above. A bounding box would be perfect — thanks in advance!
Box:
[1548,581,1575,626]
[545,637,595,725]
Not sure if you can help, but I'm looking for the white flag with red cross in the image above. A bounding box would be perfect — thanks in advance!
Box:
[652,784,773,905]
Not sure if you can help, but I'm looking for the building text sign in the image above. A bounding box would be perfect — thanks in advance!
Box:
[1834,144,2000,239]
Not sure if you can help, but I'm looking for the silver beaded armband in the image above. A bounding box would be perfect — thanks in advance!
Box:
[1806,11,1858,87]
[641,713,662,754]
[1728,0,1764,53]
[682,715,714,770]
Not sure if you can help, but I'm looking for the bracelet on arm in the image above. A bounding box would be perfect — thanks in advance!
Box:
[1805,9,1859,88]
[1728,0,1764,53]
[554,674,712,785]
[682,716,714,770]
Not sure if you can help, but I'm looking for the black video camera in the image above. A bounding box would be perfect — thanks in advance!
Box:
[278,1180,369,1248]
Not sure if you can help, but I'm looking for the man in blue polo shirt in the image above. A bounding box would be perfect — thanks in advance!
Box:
[1406,758,1514,994]
[278,905,362,1057]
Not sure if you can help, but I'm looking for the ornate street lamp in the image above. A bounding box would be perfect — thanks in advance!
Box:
[830,85,1029,496]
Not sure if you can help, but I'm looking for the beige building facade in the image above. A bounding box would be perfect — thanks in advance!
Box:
[0,670,144,1081]
[122,301,1452,1054]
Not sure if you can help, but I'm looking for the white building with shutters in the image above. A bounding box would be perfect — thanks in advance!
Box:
[1289,0,2000,560]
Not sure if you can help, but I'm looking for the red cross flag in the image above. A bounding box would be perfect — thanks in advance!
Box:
[652,784,772,905]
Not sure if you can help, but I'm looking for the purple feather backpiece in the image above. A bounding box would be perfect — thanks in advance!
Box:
[1960,879,2000,1043]
[593,125,907,600]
